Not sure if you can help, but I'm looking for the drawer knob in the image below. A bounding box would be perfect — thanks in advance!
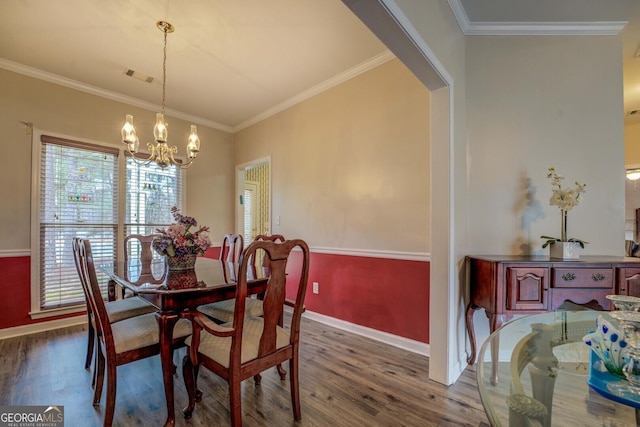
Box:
[562,272,576,281]
[592,273,606,282]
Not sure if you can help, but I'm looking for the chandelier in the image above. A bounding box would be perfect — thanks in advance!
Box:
[121,21,200,169]
[628,169,640,181]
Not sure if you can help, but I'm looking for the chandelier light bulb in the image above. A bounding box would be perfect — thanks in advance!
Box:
[154,113,168,143]
[187,125,200,159]
[121,114,139,153]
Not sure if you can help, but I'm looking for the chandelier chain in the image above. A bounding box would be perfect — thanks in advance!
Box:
[161,26,168,116]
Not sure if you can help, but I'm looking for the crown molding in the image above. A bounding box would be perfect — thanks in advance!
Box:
[233,50,395,132]
[1,52,396,135]
[464,21,627,36]
[447,0,627,36]
[447,0,471,33]
[0,58,233,133]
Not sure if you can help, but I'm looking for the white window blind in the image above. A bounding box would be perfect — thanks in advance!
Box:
[124,157,183,259]
[38,135,119,310]
[124,156,182,235]
[243,187,254,243]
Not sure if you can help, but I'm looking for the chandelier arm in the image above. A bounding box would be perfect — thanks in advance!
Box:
[176,158,195,169]
[167,147,195,169]
[126,147,156,165]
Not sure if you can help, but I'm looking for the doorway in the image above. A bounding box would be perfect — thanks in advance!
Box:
[236,158,271,242]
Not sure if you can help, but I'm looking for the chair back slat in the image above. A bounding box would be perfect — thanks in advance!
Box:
[250,234,285,278]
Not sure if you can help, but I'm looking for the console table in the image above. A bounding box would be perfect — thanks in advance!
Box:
[465,255,640,366]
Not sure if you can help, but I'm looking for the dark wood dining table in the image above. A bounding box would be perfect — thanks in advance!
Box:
[99,257,268,427]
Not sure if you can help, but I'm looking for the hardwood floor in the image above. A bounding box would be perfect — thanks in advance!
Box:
[0,317,489,426]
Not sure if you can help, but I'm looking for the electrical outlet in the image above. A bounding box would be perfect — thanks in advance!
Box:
[312,282,319,294]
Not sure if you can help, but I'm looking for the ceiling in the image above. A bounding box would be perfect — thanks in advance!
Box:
[1,0,640,132]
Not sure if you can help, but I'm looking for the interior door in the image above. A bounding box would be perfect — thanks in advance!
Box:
[236,159,271,242]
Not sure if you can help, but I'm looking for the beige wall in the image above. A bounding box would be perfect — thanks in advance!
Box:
[466,35,625,257]
[234,58,430,253]
[0,68,235,250]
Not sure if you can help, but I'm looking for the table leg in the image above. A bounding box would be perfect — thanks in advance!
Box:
[466,302,480,365]
[156,311,179,427]
[487,312,507,385]
[107,279,117,302]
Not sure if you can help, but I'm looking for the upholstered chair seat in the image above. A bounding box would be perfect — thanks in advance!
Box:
[196,298,264,323]
[111,313,191,354]
[185,317,288,368]
[105,297,157,323]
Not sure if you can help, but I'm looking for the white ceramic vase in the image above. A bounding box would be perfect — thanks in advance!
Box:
[550,242,581,260]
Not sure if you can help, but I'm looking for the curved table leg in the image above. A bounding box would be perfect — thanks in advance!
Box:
[156,311,179,427]
[466,303,480,365]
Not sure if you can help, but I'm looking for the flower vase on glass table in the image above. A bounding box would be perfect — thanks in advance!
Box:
[540,167,588,259]
[152,206,211,271]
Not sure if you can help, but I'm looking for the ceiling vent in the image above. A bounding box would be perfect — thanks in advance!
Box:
[124,69,154,83]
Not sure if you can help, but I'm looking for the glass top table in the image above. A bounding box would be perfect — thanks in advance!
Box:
[476,310,639,426]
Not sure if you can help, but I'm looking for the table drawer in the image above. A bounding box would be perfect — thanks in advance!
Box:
[553,268,613,288]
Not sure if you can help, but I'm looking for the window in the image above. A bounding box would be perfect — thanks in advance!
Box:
[124,156,182,263]
[125,156,183,237]
[31,132,183,317]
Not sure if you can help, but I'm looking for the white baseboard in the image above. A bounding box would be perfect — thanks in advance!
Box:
[0,316,86,340]
[302,310,430,357]
[1,309,431,361]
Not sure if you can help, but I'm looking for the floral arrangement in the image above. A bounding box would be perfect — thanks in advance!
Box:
[541,167,588,248]
[152,206,211,257]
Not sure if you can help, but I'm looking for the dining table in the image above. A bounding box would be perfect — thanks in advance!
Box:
[476,310,639,426]
[99,256,268,427]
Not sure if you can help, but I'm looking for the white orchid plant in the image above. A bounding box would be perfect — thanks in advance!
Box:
[540,167,588,249]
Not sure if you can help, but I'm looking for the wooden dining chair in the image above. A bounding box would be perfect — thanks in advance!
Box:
[74,237,192,427]
[220,233,244,263]
[71,238,158,373]
[197,234,285,324]
[181,238,310,426]
[197,233,264,321]
[122,233,165,293]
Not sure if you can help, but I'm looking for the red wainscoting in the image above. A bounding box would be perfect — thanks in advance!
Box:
[0,256,82,329]
[203,246,221,260]
[1,250,430,344]
[286,251,430,344]
[0,256,32,329]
